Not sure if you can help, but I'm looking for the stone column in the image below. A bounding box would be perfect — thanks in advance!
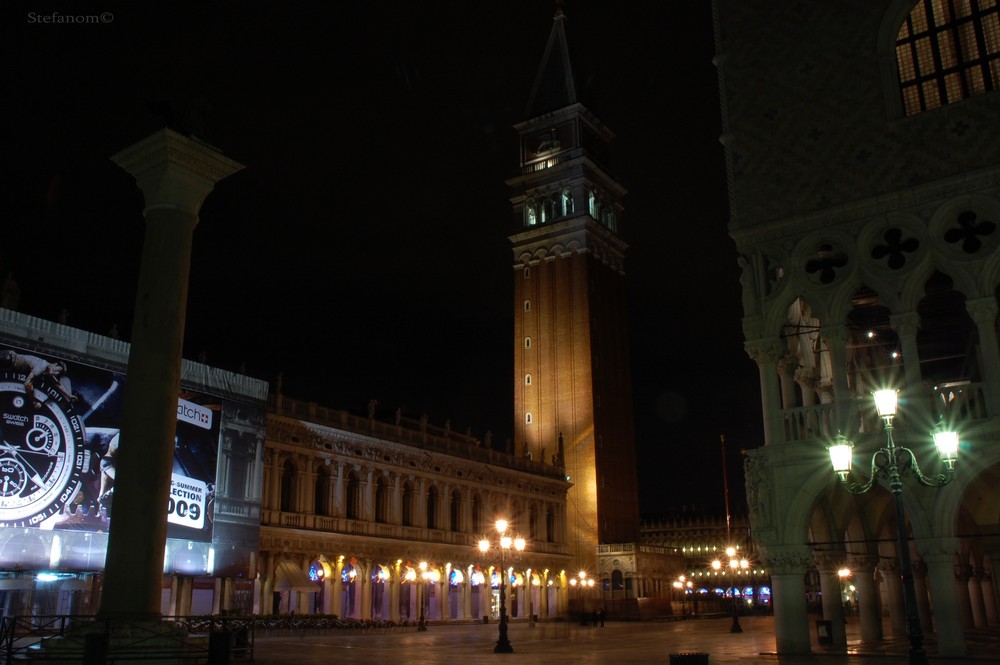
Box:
[815,555,847,646]
[463,569,473,620]
[540,573,550,618]
[889,313,925,410]
[333,559,344,618]
[363,468,375,522]
[333,462,345,516]
[322,577,333,614]
[982,547,1000,625]
[360,562,372,620]
[878,560,906,637]
[916,538,966,656]
[100,129,243,619]
[440,569,451,621]
[482,574,493,619]
[966,298,1000,414]
[746,339,785,445]
[955,563,976,629]
[824,325,853,430]
[969,565,987,627]
[260,552,274,615]
[389,571,400,622]
[911,561,932,633]
[849,556,883,642]
[762,545,814,654]
[777,355,798,409]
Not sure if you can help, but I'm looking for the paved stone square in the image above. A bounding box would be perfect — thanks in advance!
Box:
[249,616,999,665]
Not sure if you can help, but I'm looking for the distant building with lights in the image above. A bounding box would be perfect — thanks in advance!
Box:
[0,305,686,621]
[715,0,999,656]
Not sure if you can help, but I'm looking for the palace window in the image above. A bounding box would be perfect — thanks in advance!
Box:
[896,0,999,115]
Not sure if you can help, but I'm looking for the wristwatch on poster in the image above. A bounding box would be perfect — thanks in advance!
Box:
[0,371,89,527]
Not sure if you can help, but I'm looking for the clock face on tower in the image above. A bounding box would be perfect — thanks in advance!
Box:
[0,371,89,528]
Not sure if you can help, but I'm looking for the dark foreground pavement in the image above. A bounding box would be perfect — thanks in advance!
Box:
[249,616,1000,665]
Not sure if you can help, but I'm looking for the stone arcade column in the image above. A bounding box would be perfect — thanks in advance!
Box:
[746,339,786,445]
[911,561,933,633]
[916,539,967,656]
[878,560,907,637]
[389,572,400,622]
[814,555,847,647]
[762,545,814,654]
[966,298,1000,412]
[100,129,243,619]
[889,313,924,408]
[848,555,883,642]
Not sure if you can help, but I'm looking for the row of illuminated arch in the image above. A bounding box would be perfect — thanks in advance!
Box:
[310,559,558,589]
[272,458,560,543]
[523,187,618,232]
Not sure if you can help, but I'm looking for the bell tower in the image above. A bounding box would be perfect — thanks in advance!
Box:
[507,8,640,573]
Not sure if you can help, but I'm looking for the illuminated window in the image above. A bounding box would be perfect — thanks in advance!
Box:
[526,201,538,226]
[896,0,999,115]
[588,189,599,218]
[562,188,574,216]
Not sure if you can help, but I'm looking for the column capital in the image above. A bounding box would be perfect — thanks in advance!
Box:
[847,554,880,573]
[889,311,920,337]
[914,537,959,564]
[745,337,785,363]
[112,128,244,217]
[760,545,813,575]
[813,551,848,572]
[966,296,999,324]
[822,323,851,346]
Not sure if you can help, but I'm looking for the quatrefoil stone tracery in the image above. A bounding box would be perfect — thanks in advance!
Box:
[871,227,919,270]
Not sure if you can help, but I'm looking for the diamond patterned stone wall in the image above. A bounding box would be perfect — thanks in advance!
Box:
[714,0,1000,231]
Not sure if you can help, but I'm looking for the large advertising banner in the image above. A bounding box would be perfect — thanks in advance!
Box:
[0,343,226,543]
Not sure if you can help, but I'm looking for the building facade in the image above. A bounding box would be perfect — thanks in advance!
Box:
[715,0,1000,656]
[0,306,684,622]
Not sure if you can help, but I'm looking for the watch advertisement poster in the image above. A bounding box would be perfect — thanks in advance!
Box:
[0,343,260,571]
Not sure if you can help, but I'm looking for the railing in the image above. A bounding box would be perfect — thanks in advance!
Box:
[0,614,232,664]
[780,382,993,444]
[0,614,423,663]
[268,394,566,480]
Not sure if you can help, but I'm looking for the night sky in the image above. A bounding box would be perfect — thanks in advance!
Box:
[5,1,762,517]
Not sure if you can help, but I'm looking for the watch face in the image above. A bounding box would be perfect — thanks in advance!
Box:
[0,371,89,528]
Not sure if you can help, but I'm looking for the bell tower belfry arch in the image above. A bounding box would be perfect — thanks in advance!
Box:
[507,8,640,575]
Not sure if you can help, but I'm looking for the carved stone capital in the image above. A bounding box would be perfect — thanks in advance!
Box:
[966,297,999,324]
[813,551,848,572]
[745,338,786,364]
[760,545,813,575]
[822,324,851,347]
[889,311,921,338]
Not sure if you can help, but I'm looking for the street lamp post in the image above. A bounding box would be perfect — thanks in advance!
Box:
[569,571,595,623]
[672,575,693,617]
[417,561,428,631]
[479,519,525,654]
[713,547,749,633]
[827,389,959,665]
